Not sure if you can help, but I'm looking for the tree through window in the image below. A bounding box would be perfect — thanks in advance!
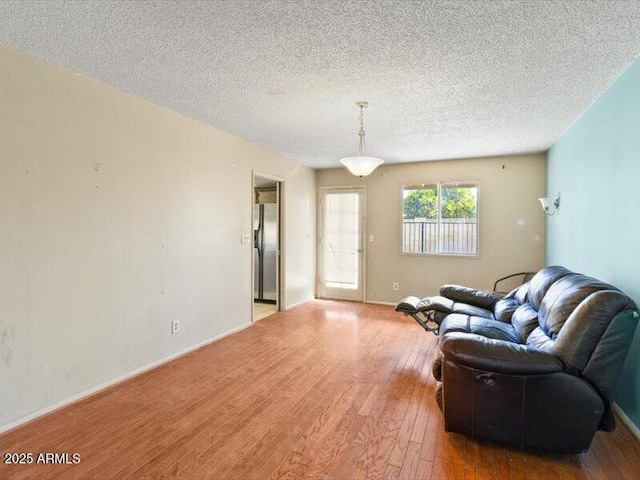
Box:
[402,182,478,255]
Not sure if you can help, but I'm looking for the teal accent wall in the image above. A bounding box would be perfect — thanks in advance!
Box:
[547,55,640,430]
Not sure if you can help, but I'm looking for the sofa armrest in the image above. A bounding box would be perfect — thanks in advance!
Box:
[441,332,564,375]
[439,284,500,310]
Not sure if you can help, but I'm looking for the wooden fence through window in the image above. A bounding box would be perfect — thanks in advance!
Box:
[402,219,477,254]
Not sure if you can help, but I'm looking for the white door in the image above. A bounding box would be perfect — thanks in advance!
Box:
[319,187,365,301]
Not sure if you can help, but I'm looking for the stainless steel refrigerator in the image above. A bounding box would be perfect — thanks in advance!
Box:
[254,201,278,303]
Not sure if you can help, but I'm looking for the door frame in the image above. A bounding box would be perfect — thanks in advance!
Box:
[317,185,367,302]
[252,171,284,322]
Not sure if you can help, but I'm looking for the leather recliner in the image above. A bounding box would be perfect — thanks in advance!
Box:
[396,279,528,333]
[422,266,638,453]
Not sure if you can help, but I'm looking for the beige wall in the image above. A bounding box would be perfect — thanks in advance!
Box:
[0,45,315,428]
[317,154,545,303]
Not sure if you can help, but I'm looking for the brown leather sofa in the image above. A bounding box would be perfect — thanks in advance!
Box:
[405,266,639,453]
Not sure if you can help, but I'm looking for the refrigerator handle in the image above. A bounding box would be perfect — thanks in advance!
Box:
[255,204,265,254]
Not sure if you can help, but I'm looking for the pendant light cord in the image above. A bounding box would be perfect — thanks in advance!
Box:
[358,103,366,157]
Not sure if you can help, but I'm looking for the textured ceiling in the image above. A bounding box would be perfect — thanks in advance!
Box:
[2,1,640,169]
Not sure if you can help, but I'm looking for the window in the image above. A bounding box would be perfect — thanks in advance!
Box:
[402,182,478,255]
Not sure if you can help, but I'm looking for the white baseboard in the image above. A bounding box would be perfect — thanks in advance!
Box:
[365,300,396,306]
[285,298,312,310]
[0,322,253,434]
[612,402,640,442]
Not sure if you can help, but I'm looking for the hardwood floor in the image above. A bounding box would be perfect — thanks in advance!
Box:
[1,300,639,479]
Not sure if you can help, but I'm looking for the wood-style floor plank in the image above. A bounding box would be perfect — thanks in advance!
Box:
[1,300,639,480]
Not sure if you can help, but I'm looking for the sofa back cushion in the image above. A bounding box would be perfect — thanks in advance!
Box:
[510,303,539,343]
[527,265,573,309]
[538,274,616,340]
[513,283,529,304]
[493,297,521,322]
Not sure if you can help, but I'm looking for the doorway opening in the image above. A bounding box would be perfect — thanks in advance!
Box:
[253,174,281,321]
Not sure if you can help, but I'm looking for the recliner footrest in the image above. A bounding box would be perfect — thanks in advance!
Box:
[396,295,456,315]
[395,296,445,335]
[395,296,422,314]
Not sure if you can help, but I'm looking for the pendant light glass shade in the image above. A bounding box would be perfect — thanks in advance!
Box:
[339,101,384,177]
[339,156,384,177]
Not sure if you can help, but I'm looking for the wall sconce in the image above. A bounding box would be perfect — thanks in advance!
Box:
[539,194,561,216]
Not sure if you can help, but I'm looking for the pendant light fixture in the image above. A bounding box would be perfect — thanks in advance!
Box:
[339,101,384,177]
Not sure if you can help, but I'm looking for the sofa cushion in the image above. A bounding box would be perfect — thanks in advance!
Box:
[527,265,572,309]
[538,274,616,340]
[493,297,521,323]
[513,282,530,304]
[510,303,539,343]
[451,302,494,319]
[439,314,519,343]
[526,327,554,351]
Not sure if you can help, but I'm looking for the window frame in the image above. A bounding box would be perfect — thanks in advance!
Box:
[400,181,480,258]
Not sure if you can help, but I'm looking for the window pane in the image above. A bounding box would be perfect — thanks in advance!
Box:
[439,184,478,255]
[402,183,479,256]
[402,185,438,254]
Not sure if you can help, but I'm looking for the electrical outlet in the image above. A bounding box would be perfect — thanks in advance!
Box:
[171,320,180,334]
[393,282,399,291]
